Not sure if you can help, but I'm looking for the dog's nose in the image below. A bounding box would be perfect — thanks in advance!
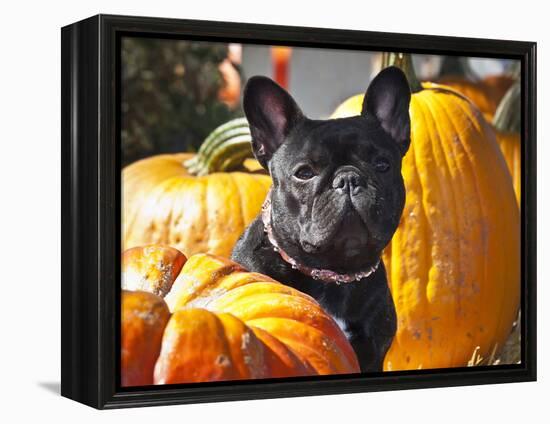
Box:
[332,169,365,195]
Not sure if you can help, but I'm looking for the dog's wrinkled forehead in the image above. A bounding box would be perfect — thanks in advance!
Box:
[280,116,398,164]
[307,116,381,143]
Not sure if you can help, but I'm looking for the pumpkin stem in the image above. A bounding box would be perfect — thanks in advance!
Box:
[493,81,520,133]
[381,52,423,93]
[183,118,255,175]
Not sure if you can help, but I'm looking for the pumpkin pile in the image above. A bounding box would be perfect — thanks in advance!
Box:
[121,245,359,386]
[331,53,520,370]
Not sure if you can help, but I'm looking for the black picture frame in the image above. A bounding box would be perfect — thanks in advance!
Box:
[61,14,537,409]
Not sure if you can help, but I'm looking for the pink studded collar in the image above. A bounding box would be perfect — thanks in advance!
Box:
[261,190,380,285]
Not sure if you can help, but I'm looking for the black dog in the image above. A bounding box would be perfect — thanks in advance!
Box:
[231,67,411,372]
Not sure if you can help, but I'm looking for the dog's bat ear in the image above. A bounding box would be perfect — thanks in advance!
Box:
[362,66,411,155]
[243,76,304,168]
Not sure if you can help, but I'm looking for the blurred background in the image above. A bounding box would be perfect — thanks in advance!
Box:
[121,37,518,166]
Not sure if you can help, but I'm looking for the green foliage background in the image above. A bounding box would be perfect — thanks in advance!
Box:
[121,38,240,167]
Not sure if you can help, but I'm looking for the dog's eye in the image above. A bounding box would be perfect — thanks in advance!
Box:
[294,165,316,180]
[374,158,390,173]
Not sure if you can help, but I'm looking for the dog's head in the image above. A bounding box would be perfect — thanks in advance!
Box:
[244,67,411,273]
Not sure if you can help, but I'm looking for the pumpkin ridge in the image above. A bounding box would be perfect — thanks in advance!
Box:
[438,92,496,362]
[166,255,245,310]
[215,312,270,380]
[205,281,314,310]
[193,176,209,255]
[415,94,460,364]
[205,174,217,254]
[427,92,478,362]
[184,271,288,309]
[270,335,336,374]
[224,173,246,254]
[154,308,238,383]
[123,176,158,246]
[215,292,322,320]
[123,157,191,247]
[141,178,183,246]
[413,99,440,290]
[212,291,353,355]
[249,327,315,376]
[426,92,474,338]
[246,326,335,373]
[182,276,280,309]
[471,125,519,354]
[260,315,357,371]
[246,317,357,374]
[230,172,248,235]
[190,262,246,298]
[125,175,173,248]
[165,179,190,249]
[196,173,209,255]
[450,94,515,360]
[439,93,488,360]
[162,180,178,245]
[161,177,199,248]
[165,176,196,248]
[403,139,428,320]
[207,174,239,255]
[210,310,238,377]
[121,290,170,386]
[407,128,432,302]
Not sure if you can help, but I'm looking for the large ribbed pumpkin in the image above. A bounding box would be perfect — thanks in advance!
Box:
[121,245,359,386]
[123,118,270,257]
[331,54,520,370]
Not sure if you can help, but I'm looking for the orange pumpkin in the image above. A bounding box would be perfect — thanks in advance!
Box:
[331,53,520,370]
[123,118,270,258]
[121,245,359,386]
[121,290,170,387]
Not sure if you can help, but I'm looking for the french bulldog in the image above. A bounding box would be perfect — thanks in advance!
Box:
[231,66,411,372]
